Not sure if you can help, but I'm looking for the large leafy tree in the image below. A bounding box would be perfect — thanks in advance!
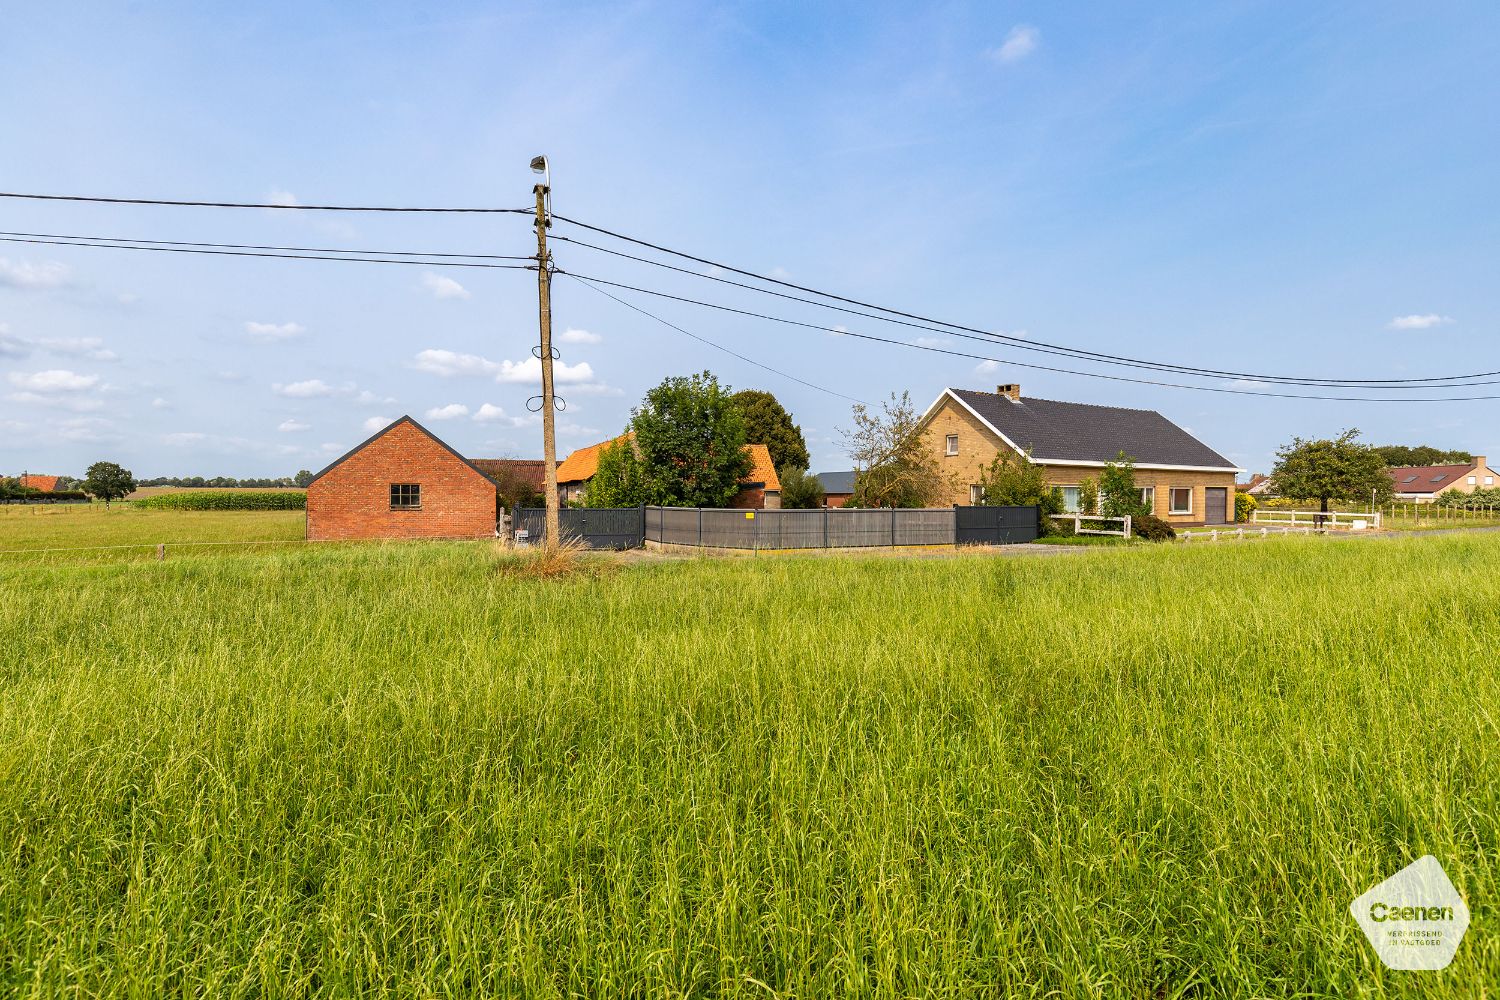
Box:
[583,438,650,507]
[81,461,135,506]
[293,469,315,487]
[1370,444,1472,467]
[1098,451,1150,519]
[1272,429,1393,512]
[632,372,752,507]
[777,465,825,509]
[841,392,950,508]
[730,390,810,472]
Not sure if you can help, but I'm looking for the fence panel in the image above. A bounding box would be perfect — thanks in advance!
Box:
[955,505,1040,544]
[516,507,645,549]
[894,508,957,545]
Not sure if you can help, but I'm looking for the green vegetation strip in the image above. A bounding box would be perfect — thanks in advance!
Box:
[0,536,1496,995]
[131,490,306,511]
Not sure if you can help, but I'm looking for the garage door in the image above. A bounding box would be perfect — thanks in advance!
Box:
[1205,487,1228,525]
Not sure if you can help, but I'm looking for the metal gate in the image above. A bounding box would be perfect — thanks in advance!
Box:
[515,507,645,549]
[953,505,1040,545]
[1205,488,1228,525]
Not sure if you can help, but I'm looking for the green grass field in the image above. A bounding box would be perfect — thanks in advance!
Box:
[0,513,1495,996]
[0,503,305,561]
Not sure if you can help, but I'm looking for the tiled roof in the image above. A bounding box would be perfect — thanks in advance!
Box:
[947,389,1238,468]
[19,474,61,492]
[470,459,546,490]
[308,415,499,487]
[557,433,780,490]
[817,471,856,494]
[1385,463,1475,494]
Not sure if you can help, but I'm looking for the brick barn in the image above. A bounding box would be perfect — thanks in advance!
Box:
[306,416,501,541]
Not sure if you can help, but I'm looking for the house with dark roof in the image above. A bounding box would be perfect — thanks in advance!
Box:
[815,471,856,508]
[1386,457,1496,502]
[556,433,784,509]
[305,416,501,540]
[919,384,1244,526]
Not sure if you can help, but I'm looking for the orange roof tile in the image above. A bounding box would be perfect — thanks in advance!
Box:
[556,434,781,491]
[20,474,61,492]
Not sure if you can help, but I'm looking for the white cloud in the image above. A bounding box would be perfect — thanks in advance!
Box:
[424,403,469,420]
[7,369,99,393]
[0,324,27,357]
[363,415,395,433]
[472,403,540,428]
[164,432,208,446]
[989,25,1039,64]
[38,336,117,361]
[6,391,104,411]
[278,418,312,432]
[151,397,171,409]
[0,258,70,290]
[267,189,300,207]
[560,327,602,345]
[57,417,118,443]
[273,378,340,398]
[410,348,593,384]
[975,359,1001,374]
[245,320,306,342]
[421,273,471,300]
[1389,314,1453,330]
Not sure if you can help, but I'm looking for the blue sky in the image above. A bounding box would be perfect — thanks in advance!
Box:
[2,2,1497,479]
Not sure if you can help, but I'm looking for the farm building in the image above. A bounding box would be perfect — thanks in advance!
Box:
[305,416,501,541]
[816,471,855,508]
[919,383,1243,527]
[20,474,62,492]
[1386,457,1496,502]
[556,433,784,509]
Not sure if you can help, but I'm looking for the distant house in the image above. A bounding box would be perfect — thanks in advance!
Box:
[306,416,500,540]
[919,383,1243,526]
[816,471,855,508]
[20,474,61,492]
[556,433,783,509]
[1240,473,1273,496]
[470,459,547,503]
[1386,456,1497,502]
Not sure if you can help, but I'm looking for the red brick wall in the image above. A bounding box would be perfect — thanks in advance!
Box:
[306,421,497,540]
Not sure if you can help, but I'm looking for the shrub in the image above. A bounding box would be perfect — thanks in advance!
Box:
[1235,492,1257,523]
[133,491,306,511]
[1131,514,1176,542]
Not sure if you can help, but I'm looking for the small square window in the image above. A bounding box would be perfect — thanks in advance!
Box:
[1169,487,1192,515]
[1467,476,1476,486]
[969,483,983,505]
[1487,476,1495,486]
[390,483,421,510]
[1060,486,1081,513]
[1138,486,1155,511]
[945,434,959,456]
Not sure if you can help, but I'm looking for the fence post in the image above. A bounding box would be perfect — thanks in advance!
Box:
[156,543,165,561]
[824,506,830,549]
[698,506,703,547]
[1123,514,1132,540]
[890,507,896,548]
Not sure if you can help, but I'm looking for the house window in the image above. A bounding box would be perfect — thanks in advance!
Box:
[390,483,421,510]
[1060,486,1082,513]
[1169,487,1192,515]
[945,434,959,456]
[1487,476,1495,486]
[969,483,983,505]
[1467,476,1477,486]
[1138,486,1155,512]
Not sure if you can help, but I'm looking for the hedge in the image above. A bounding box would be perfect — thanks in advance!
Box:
[132,491,306,511]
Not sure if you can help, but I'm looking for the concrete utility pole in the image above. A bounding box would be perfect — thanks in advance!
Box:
[531,156,561,546]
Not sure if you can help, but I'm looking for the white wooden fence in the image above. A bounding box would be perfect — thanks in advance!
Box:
[1050,513,1132,539]
[1250,509,1381,530]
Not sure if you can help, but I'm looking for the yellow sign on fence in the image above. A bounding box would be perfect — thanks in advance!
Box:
[745,511,755,519]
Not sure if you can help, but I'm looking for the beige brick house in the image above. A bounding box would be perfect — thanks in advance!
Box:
[1385,457,1497,502]
[919,384,1244,526]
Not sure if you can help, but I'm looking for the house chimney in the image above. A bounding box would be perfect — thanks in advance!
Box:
[1474,455,1486,470]
[996,383,1021,401]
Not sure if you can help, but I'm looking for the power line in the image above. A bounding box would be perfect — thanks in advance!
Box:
[0,191,532,214]
[552,213,1500,388]
[0,230,533,261]
[557,270,1500,403]
[566,273,864,404]
[0,235,533,270]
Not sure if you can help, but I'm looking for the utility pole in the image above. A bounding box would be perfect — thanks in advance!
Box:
[531,158,561,546]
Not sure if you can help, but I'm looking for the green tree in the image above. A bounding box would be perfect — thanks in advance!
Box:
[975,448,1064,531]
[778,465,825,508]
[632,372,752,507]
[293,469,314,487]
[1370,444,1472,467]
[730,389,810,472]
[1099,451,1150,519]
[841,392,950,508]
[584,437,651,507]
[1272,428,1393,513]
[1078,478,1099,516]
[81,461,135,506]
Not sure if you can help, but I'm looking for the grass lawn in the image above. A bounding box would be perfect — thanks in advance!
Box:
[0,527,1495,996]
[0,504,305,560]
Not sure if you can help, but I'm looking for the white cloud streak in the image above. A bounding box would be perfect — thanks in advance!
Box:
[1388,314,1453,330]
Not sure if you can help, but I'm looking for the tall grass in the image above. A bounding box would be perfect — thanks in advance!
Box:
[0,535,1495,996]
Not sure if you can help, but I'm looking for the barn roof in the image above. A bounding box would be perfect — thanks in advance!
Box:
[307,415,500,487]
